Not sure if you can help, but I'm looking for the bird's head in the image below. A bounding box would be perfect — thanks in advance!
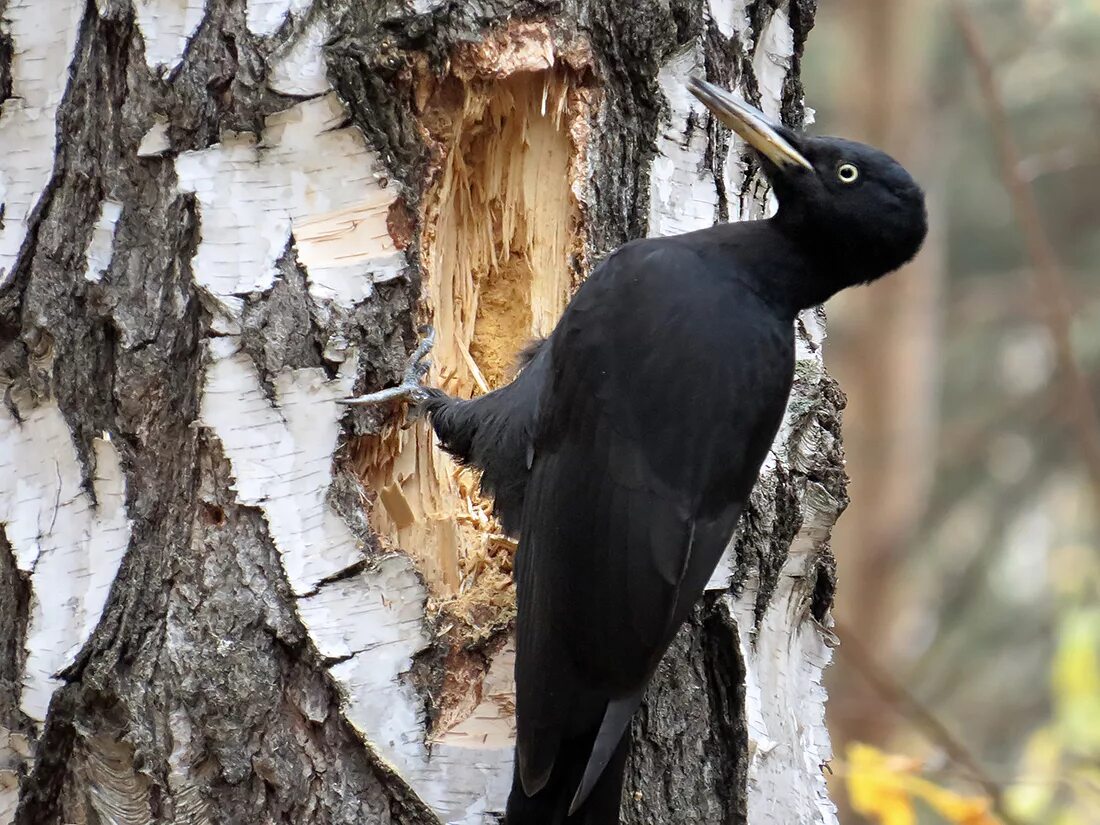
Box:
[688,77,927,300]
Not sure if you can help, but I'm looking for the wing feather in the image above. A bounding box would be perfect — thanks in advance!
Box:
[513,238,795,803]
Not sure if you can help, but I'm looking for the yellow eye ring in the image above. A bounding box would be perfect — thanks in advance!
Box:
[837,162,860,184]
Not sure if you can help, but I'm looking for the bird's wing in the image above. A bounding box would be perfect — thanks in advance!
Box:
[513,240,794,796]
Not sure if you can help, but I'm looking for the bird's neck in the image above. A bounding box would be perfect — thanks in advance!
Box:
[769,207,913,306]
[711,220,849,316]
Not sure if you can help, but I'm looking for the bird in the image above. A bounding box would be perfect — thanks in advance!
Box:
[343,76,928,824]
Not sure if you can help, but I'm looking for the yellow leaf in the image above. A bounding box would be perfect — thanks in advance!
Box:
[847,743,917,825]
[910,775,1001,825]
[845,743,1002,825]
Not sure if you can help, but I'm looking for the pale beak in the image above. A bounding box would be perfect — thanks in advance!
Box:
[687,77,813,171]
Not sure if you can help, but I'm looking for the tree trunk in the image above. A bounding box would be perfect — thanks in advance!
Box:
[0,1,841,823]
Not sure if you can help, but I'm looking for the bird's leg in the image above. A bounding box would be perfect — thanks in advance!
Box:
[340,326,436,408]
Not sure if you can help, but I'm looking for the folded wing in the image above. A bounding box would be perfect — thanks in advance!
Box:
[512,240,795,805]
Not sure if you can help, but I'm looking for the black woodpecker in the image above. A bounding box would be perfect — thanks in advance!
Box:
[344,77,928,824]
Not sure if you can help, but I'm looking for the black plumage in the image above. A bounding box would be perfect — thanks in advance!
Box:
[348,77,927,824]
[420,339,548,536]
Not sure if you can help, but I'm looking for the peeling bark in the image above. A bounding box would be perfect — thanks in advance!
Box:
[0,1,840,823]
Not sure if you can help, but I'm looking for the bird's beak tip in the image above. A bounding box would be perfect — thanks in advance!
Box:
[686,76,813,172]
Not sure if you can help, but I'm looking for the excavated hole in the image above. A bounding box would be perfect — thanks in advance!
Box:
[351,63,589,653]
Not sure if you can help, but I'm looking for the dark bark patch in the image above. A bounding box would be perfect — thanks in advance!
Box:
[239,244,323,395]
[810,553,837,625]
[0,527,31,732]
[12,689,77,825]
[387,196,417,251]
[624,600,748,825]
[0,27,12,105]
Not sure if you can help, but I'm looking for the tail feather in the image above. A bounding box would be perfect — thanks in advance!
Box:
[420,342,549,535]
[569,688,645,814]
[505,733,629,825]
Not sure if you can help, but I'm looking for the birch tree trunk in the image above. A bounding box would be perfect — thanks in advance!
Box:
[0,1,841,823]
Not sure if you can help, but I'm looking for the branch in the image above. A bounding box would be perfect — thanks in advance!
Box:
[950,0,1100,514]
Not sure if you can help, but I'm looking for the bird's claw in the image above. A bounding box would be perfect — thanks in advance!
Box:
[340,326,436,407]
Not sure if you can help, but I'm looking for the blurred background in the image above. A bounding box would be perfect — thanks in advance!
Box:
[803,1,1100,823]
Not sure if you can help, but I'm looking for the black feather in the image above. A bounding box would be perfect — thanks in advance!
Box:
[506,726,630,825]
[421,342,549,535]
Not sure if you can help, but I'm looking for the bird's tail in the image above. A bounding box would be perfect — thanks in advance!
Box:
[504,733,630,825]
[419,390,477,462]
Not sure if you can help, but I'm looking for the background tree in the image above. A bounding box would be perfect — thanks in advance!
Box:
[804,2,1100,823]
[0,1,847,823]
[822,0,944,755]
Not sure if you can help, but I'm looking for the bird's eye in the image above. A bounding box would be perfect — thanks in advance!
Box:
[837,162,860,184]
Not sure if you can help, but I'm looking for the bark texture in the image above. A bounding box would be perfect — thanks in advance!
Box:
[0,1,841,823]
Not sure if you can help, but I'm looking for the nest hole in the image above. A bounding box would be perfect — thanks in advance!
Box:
[353,63,589,645]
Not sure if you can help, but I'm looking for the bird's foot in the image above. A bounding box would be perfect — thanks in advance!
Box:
[340,326,436,407]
